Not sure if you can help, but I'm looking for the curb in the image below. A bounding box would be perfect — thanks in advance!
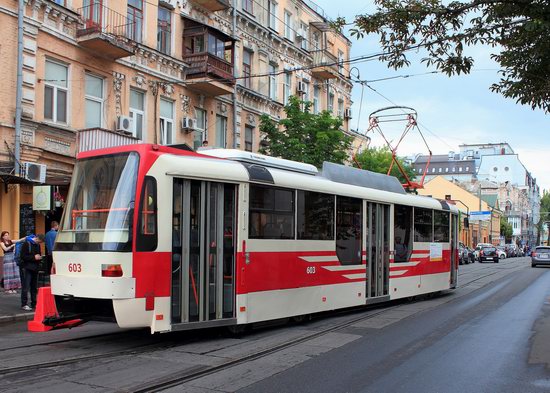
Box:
[0,312,35,325]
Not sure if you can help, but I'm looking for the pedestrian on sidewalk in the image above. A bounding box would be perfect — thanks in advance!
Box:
[20,234,45,311]
[45,221,59,276]
[1,231,25,294]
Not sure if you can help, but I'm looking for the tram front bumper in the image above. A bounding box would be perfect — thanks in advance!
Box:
[51,274,135,299]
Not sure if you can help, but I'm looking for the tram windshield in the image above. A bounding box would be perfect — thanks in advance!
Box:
[56,152,139,251]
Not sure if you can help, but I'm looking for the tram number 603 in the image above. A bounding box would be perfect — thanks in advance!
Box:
[68,263,82,273]
[306,266,316,274]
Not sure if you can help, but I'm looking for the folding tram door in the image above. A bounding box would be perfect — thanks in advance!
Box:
[365,202,390,304]
[450,213,458,288]
[171,179,237,328]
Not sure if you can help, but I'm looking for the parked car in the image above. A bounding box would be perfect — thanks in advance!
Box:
[505,244,517,257]
[479,246,499,263]
[475,243,492,261]
[467,247,476,263]
[459,242,469,264]
[496,246,507,259]
[531,246,550,267]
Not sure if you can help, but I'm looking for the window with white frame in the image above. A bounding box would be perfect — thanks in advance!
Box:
[328,91,334,113]
[84,73,103,128]
[245,125,253,152]
[302,80,310,101]
[313,85,320,113]
[300,22,308,50]
[338,50,344,74]
[269,64,277,100]
[311,31,320,51]
[242,0,253,14]
[215,115,227,148]
[283,72,291,105]
[284,11,293,40]
[157,6,171,55]
[128,0,143,43]
[243,49,252,89]
[194,108,206,150]
[44,59,68,124]
[268,1,277,30]
[337,98,344,117]
[130,89,145,140]
[159,98,174,145]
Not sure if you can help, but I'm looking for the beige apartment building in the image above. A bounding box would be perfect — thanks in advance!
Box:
[0,0,357,239]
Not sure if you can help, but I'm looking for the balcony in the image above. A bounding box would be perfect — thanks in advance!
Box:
[76,5,137,60]
[310,49,339,80]
[183,17,235,96]
[189,0,230,12]
[78,128,141,154]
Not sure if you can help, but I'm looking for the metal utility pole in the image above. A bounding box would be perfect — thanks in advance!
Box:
[14,0,24,175]
[232,0,238,149]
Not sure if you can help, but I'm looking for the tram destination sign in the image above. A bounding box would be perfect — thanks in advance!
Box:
[470,211,491,222]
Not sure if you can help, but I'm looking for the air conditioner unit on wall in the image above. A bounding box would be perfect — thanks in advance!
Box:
[181,117,197,132]
[23,162,46,183]
[297,81,307,94]
[344,108,352,119]
[116,115,133,134]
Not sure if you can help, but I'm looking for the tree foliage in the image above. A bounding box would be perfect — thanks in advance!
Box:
[539,190,550,245]
[353,146,415,183]
[336,0,550,112]
[500,216,513,240]
[259,96,352,168]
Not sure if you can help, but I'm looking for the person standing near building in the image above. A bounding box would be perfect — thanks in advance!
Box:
[1,231,25,294]
[20,234,45,311]
[45,221,59,275]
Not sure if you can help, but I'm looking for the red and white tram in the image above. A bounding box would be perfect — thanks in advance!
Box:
[51,144,459,333]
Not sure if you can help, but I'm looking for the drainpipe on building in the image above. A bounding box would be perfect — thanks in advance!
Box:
[14,0,24,175]
[232,0,238,149]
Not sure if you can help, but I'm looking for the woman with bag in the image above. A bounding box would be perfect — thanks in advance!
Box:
[1,231,25,294]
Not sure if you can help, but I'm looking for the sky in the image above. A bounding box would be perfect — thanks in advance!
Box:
[316,1,549,191]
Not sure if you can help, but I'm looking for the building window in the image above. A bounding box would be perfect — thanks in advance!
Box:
[84,73,103,128]
[157,7,171,54]
[414,207,433,242]
[337,98,344,117]
[300,22,308,50]
[284,10,293,40]
[452,167,456,172]
[245,125,253,152]
[445,167,449,173]
[44,59,68,124]
[52,0,66,5]
[215,115,227,148]
[302,80,310,101]
[432,167,435,173]
[328,91,334,113]
[313,85,320,114]
[505,166,509,171]
[297,191,334,240]
[311,31,320,50]
[194,108,206,150]
[269,64,277,100]
[493,166,498,172]
[268,0,277,30]
[283,72,291,105]
[129,89,145,140]
[459,167,463,172]
[465,166,469,171]
[338,50,344,74]
[127,0,143,43]
[419,168,423,174]
[242,0,253,14]
[160,98,174,145]
[243,49,252,89]
[438,167,442,173]
[249,185,294,239]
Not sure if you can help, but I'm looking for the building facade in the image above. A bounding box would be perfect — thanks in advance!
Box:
[0,0,357,240]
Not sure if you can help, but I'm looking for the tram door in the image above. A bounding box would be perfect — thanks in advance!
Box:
[366,202,390,301]
[450,214,458,288]
[171,179,236,324]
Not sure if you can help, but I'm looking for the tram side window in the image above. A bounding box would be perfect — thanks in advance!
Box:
[433,210,450,242]
[137,176,158,251]
[297,191,334,240]
[249,184,294,239]
[336,196,362,265]
[414,207,433,242]
[394,204,413,262]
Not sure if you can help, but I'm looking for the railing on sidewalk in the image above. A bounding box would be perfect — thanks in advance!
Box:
[77,4,141,42]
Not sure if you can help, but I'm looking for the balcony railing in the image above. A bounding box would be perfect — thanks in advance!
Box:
[184,53,234,83]
[310,49,339,79]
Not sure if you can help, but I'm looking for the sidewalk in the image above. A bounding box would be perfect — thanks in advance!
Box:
[0,289,35,325]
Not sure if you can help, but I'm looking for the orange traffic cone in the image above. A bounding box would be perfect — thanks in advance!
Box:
[27,286,57,332]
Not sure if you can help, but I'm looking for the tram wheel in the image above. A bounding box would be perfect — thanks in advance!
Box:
[227,324,249,335]
[292,314,311,323]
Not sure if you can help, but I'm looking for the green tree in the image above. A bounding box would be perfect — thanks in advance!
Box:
[539,190,550,245]
[259,96,352,168]
[336,1,550,112]
[500,216,513,241]
[353,146,415,183]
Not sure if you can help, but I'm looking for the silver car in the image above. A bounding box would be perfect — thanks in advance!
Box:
[531,246,550,267]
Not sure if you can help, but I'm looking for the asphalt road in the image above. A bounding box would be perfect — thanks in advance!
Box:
[240,259,550,393]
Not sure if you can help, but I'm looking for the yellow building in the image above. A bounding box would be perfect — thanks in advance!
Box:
[418,176,502,247]
[0,0,362,239]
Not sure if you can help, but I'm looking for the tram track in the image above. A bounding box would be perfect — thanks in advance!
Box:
[1,258,528,385]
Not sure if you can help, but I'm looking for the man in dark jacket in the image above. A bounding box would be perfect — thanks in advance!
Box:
[20,234,45,311]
